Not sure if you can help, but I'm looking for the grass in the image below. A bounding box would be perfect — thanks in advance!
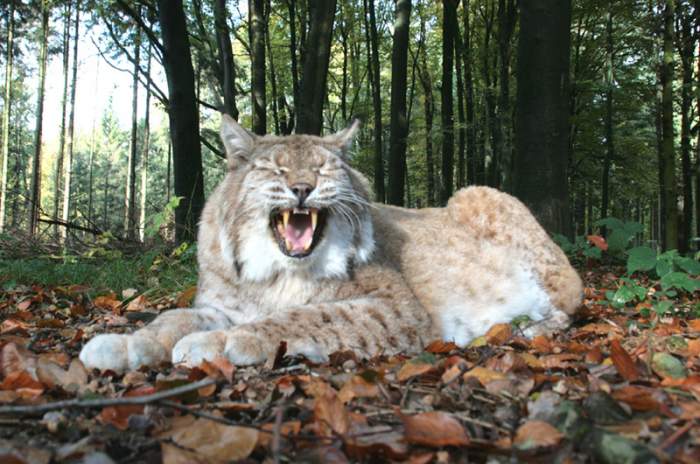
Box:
[0,243,198,297]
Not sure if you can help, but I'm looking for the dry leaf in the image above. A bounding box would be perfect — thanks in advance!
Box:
[125,294,148,312]
[463,366,505,386]
[513,420,564,450]
[485,323,512,345]
[587,235,608,251]
[424,340,458,354]
[176,286,197,308]
[612,386,659,412]
[609,339,640,381]
[338,375,379,403]
[160,415,258,463]
[314,388,351,436]
[36,358,87,393]
[402,411,469,447]
[530,335,552,353]
[93,294,122,313]
[397,362,433,382]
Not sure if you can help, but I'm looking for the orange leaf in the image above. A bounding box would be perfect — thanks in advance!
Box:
[176,286,197,308]
[530,335,552,354]
[338,375,379,403]
[610,339,640,381]
[397,362,433,382]
[463,366,505,386]
[93,294,122,314]
[485,323,512,345]
[402,411,469,447]
[424,340,458,354]
[514,420,564,450]
[125,295,149,312]
[0,319,30,335]
[587,235,608,251]
[612,386,659,412]
[314,388,350,437]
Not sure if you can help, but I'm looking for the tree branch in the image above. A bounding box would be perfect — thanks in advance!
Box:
[114,0,164,55]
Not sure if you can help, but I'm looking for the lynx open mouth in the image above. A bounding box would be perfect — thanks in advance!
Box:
[270,207,327,258]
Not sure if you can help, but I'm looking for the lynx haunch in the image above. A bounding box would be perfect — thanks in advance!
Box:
[79,115,582,372]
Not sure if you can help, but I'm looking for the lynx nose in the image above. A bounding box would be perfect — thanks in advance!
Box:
[290,183,314,205]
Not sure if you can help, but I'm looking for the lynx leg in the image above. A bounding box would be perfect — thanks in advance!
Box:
[79,307,233,372]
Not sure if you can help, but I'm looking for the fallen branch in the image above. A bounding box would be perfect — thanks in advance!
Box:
[0,378,216,416]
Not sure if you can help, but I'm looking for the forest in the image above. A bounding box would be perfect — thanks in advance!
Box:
[0,0,699,463]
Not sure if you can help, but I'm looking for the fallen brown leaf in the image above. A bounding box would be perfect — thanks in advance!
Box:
[610,339,640,381]
[402,411,469,447]
[513,420,564,450]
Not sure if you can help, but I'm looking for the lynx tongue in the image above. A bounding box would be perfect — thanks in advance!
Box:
[282,209,316,253]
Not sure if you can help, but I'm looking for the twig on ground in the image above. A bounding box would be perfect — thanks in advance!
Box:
[0,378,216,416]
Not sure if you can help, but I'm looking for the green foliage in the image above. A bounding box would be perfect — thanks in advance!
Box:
[595,218,644,253]
[553,234,602,261]
[145,196,182,239]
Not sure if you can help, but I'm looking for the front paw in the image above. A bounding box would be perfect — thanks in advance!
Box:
[79,333,168,372]
[171,329,268,367]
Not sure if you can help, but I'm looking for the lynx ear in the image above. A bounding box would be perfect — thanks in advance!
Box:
[324,119,360,154]
[220,114,256,169]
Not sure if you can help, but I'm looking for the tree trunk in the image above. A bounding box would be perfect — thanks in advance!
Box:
[340,6,349,123]
[61,0,80,243]
[364,0,384,202]
[677,5,693,253]
[419,21,435,206]
[660,0,678,250]
[497,0,516,191]
[462,0,476,186]
[286,0,299,123]
[125,21,140,240]
[250,0,266,134]
[158,0,205,243]
[513,0,572,235]
[139,45,152,242]
[29,2,49,237]
[387,0,411,206]
[296,0,337,135]
[265,0,280,135]
[440,0,457,205]
[601,5,613,235]
[214,0,238,119]
[455,23,466,189]
[53,2,71,237]
[0,0,14,232]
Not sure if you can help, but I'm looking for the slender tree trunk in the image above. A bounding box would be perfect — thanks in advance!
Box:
[125,22,140,240]
[678,5,693,253]
[340,8,349,123]
[29,2,49,237]
[497,0,515,191]
[419,22,435,206]
[265,0,280,135]
[387,0,411,206]
[0,0,14,232]
[54,2,71,237]
[601,5,613,235]
[139,45,152,242]
[462,0,476,186]
[455,24,466,189]
[214,0,238,119]
[166,141,172,203]
[296,0,337,135]
[286,0,299,124]
[61,0,80,242]
[364,0,384,202]
[513,0,572,235]
[660,0,678,250]
[695,1,700,242]
[250,0,266,134]
[158,0,206,243]
[440,0,457,204]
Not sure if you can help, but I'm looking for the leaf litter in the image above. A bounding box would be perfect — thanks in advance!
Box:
[0,266,699,463]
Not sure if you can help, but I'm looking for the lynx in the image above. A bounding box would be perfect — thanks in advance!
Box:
[80,115,582,372]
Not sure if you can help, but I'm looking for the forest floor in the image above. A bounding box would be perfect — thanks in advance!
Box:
[0,243,699,463]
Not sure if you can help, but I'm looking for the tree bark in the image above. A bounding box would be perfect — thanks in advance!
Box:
[157,0,205,243]
[61,0,80,243]
[296,0,337,135]
[265,0,280,135]
[214,0,238,119]
[0,0,14,232]
[419,19,435,206]
[286,0,299,124]
[462,0,476,186]
[250,0,266,134]
[125,20,140,240]
[387,0,412,206]
[496,0,516,190]
[513,0,572,235]
[29,2,49,237]
[440,0,457,204]
[455,22,466,189]
[139,45,152,242]
[660,0,678,250]
[364,0,384,202]
[677,4,693,253]
[601,4,613,236]
[53,2,72,237]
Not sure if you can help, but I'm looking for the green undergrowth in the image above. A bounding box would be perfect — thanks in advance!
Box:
[0,240,198,298]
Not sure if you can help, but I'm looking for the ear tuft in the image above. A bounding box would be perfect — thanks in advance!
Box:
[324,119,361,153]
[220,114,256,168]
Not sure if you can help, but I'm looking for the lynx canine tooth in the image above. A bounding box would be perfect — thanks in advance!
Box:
[311,210,318,231]
[282,210,290,229]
